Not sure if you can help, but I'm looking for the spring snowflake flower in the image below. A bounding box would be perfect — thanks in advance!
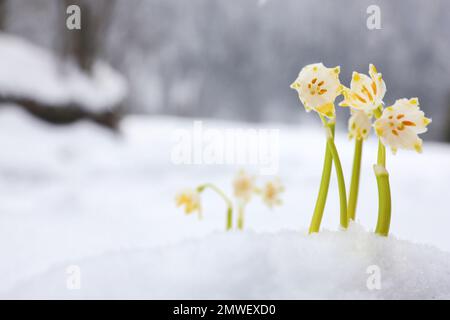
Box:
[290,63,342,118]
[261,179,284,209]
[340,64,386,113]
[374,98,431,153]
[348,109,372,140]
[175,188,201,215]
[233,170,255,203]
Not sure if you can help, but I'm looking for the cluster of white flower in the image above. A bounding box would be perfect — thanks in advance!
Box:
[290,62,431,236]
[291,63,431,153]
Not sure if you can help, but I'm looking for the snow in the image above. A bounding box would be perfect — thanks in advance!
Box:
[1,105,450,299]
[0,33,127,112]
[5,224,450,299]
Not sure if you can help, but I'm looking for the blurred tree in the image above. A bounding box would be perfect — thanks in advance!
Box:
[40,0,122,129]
[0,0,7,30]
[444,92,450,143]
[59,0,116,73]
[0,0,123,130]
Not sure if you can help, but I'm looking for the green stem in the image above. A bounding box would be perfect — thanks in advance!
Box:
[326,134,349,229]
[348,138,363,221]
[197,183,233,230]
[308,124,334,234]
[374,140,391,236]
[377,139,386,166]
[320,115,348,229]
[237,203,245,230]
[226,207,233,231]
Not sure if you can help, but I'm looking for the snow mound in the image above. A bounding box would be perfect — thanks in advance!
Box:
[5,224,450,299]
[0,33,127,112]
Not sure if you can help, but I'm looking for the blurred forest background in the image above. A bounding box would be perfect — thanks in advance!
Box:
[1,0,450,141]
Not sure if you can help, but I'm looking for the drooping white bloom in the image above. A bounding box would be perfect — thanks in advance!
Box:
[175,188,201,215]
[374,98,431,153]
[348,109,372,140]
[233,170,255,203]
[261,179,284,209]
[340,64,386,113]
[290,63,342,118]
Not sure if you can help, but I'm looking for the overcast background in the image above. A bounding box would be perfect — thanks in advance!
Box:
[1,0,450,141]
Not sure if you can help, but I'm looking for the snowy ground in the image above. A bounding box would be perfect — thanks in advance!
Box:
[1,105,449,299]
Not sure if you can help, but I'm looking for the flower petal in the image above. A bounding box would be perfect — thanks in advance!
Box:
[291,63,342,118]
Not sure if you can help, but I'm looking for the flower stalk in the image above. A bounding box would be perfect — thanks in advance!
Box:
[197,183,233,230]
[321,117,348,229]
[237,203,245,230]
[373,108,391,236]
[374,154,391,236]
[308,123,334,233]
[348,138,363,221]
[313,116,350,229]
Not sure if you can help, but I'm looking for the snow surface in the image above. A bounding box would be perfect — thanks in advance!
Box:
[0,33,127,112]
[6,224,450,299]
[0,105,449,299]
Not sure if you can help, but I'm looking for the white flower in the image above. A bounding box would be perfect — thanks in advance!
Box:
[175,188,201,215]
[348,109,372,140]
[374,98,431,153]
[233,170,255,203]
[261,179,284,209]
[340,64,386,113]
[290,63,342,118]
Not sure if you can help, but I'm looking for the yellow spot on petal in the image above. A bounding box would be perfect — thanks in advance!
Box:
[370,64,378,74]
[402,120,416,126]
[371,81,377,95]
[414,142,423,153]
[352,72,360,82]
[375,127,383,136]
[354,93,367,103]
[290,82,300,90]
[409,98,419,105]
[362,85,373,101]
[423,117,432,125]
[316,102,335,118]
